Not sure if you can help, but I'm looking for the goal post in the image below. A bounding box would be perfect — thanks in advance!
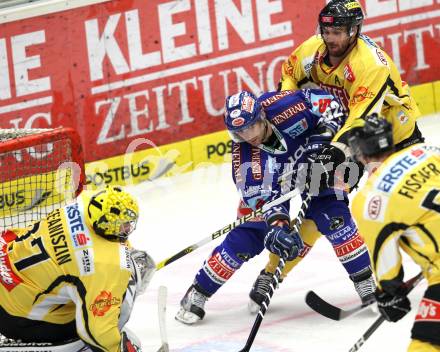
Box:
[0,127,85,231]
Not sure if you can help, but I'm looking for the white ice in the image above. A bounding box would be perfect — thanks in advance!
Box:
[126,115,439,352]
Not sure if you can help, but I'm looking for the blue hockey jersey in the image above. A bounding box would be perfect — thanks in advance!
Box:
[232,89,345,218]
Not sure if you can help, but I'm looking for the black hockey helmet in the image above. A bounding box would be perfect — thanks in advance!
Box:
[348,113,394,158]
[319,0,364,35]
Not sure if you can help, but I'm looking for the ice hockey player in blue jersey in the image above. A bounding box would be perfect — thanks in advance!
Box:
[175,89,376,324]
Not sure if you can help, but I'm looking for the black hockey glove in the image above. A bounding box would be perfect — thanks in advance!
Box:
[375,289,411,322]
[264,224,304,261]
[304,144,346,195]
[263,204,303,261]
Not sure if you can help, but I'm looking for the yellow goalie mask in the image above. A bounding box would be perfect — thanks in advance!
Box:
[87,185,139,242]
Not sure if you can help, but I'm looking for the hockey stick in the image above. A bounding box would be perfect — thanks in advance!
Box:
[156,286,170,352]
[305,290,376,321]
[238,191,313,352]
[348,271,424,352]
[155,188,300,270]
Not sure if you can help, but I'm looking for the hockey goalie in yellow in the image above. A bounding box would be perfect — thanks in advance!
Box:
[0,186,154,352]
[349,115,440,352]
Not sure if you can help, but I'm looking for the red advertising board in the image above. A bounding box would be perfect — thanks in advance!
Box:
[0,0,439,163]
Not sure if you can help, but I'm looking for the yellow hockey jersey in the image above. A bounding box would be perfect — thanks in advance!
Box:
[0,195,135,352]
[281,34,421,145]
[352,144,440,289]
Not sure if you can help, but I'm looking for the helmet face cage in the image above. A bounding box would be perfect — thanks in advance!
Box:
[319,0,364,36]
[224,91,265,143]
[88,186,139,242]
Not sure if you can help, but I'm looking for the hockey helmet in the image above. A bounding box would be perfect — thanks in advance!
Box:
[87,185,139,242]
[224,91,265,142]
[347,113,394,159]
[319,0,364,35]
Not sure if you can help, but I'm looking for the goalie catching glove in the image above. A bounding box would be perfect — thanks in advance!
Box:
[263,205,304,260]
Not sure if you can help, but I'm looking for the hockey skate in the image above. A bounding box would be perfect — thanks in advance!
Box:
[350,267,376,306]
[175,284,209,325]
[248,270,277,314]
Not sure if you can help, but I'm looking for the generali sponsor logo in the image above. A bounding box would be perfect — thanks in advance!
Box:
[251,147,262,180]
[232,143,243,184]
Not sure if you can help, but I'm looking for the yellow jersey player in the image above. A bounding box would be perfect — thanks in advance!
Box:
[281,0,422,148]
[0,186,155,352]
[349,114,440,352]
[249,0,425,312]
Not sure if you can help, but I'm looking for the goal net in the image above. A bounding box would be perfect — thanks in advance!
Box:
[0,128,85,231]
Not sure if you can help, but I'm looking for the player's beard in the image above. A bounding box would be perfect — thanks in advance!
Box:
[327,39,351,58]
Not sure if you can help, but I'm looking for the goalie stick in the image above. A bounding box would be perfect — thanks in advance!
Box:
[155,187,300,270]
[238,191,313,352]
[156,286,170,352]
[348,271,424,352]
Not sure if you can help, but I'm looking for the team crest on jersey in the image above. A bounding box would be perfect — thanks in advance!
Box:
[90,291,121,317]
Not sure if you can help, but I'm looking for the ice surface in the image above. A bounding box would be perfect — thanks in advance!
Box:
[126,115,439,352]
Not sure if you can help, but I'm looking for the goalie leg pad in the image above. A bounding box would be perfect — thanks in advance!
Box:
[411,283,440,347]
